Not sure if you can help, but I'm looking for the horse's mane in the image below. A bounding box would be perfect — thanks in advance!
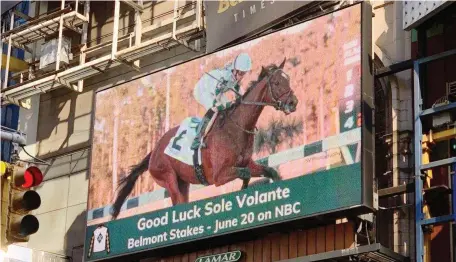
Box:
[242,63,281,99]
[219,62,282,126]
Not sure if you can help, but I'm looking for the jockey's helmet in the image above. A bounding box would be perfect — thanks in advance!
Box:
[233,53,252,72]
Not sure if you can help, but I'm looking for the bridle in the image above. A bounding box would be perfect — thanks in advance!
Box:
[240,68,293,111]
[227,68,294,135]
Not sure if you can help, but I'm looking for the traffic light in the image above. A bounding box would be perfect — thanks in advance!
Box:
[0,162,43,244]
[450,138,456,157]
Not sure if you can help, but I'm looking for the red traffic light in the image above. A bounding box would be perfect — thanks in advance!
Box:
[22,166,43,188]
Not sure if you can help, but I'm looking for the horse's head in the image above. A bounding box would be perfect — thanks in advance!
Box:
[261,58,298,115]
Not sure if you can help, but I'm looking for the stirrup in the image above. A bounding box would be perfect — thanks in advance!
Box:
[191,141,200,150]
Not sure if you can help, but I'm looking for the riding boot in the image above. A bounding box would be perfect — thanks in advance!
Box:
[191,115,211,150]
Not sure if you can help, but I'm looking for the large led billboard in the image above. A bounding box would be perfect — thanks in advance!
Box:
[84,3,373,261]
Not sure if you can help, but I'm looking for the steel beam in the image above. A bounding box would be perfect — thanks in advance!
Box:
[426,128,456,143]
[416,48,456,66]
[420,101,456,118]
[374,48,456,79]
[13,9,31,21]
[3,13,15,89]
[1,7,72,39]
[121,0,144,12]
[378,182,415,198]
[112,0,120,60]
[375,59,413,78]
[55,0,66,70]
[10,39,33,53]
[453,164,456,221]
[114,57,140,72]
[421,157,456,171]
[77,0,90,93]
[414,61,424,262]
[421,215,456,226]
[133,0,142,68]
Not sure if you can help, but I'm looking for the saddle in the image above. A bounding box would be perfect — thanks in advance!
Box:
[163,117,210,185]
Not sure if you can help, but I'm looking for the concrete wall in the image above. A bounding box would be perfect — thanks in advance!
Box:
[371,0,414,260]
[15,1,205,258]
[22,44,204,260]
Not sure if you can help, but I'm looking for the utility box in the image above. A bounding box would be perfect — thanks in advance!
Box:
[39,37,72,71]
[432,111,453,128]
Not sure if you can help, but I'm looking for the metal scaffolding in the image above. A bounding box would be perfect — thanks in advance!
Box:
[375,46,456,262]
[413,49,456,262]
[1,0,204,109]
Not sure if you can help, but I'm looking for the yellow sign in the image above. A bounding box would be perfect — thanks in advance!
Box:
[0,161,10,176]
[1,54,28,72]
[217,0,245,13]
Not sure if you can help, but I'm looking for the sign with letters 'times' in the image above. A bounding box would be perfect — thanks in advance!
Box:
[84,3,373,261]
[204,0,312,52]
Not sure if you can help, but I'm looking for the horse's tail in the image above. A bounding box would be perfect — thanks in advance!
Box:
[111,152,151,219]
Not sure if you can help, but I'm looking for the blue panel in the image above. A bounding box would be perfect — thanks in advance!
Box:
[126,197,139,209]
[421,215,456,226]
[92,208,105,219]
[0,1,28,162]
[452,164,456,219]
[1,105,20,162]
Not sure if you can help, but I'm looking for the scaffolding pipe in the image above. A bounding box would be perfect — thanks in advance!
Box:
[173,0,179,40]
[112,0,120,60]
[133,0,143,68]
[1,129,27,146]
[3,13,15,90]
[1,11,85,41]
[4,21,202,99]
[2,4,203,105]
[77,0,90,92]
[414,62,424,262]
[195,0,202,51]
[56,0,65,70]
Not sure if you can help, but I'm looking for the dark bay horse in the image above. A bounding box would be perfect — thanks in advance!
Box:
[111,58,298,219]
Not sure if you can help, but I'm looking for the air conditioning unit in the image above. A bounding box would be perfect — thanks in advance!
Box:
[39,37,73,72]
[431,81,456,128]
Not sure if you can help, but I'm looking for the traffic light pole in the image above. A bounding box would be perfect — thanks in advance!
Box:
[0,126,27,146]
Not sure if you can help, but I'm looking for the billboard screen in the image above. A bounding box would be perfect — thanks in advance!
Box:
[85,3,373,261]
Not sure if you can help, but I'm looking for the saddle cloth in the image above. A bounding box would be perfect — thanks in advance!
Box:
[164,117,202,166]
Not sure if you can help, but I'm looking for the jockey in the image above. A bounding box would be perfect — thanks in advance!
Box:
[191,53,252,150]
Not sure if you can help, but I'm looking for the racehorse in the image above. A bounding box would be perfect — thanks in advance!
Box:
[111,58,298,219]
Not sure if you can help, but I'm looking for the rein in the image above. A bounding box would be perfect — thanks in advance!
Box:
[240,68,292,110]
[226,113,258,135]
[227,68,292,135]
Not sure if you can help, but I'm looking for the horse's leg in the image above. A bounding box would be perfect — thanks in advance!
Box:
[239,160,281,189]
[247,159,282,181]
[213,161,281,189]
[166,173,186,205]
[213,166,250,187]
[177,178,190,203]
[152,168,186,206]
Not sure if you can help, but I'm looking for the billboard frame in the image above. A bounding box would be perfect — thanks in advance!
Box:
[83,2,374,261]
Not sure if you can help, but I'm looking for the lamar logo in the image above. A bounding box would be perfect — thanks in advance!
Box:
[195,251,242,262]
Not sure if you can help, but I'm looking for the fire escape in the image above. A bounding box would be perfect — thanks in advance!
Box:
[1,0,204,109]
